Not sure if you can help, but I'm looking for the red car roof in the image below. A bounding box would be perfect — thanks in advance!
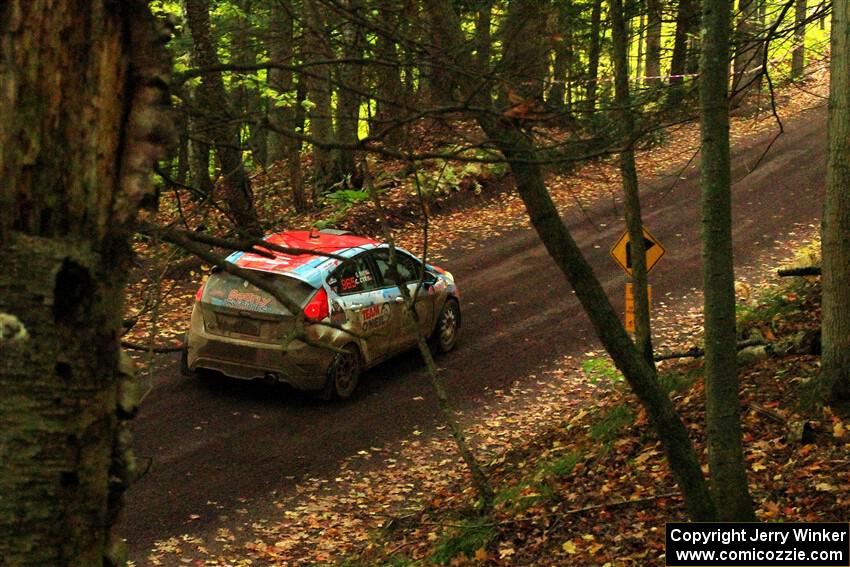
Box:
[227,230,378,279]
[265,230,376,251]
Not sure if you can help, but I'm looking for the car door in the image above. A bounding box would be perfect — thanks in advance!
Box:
[326,252,394,364]
[370,248,437,351]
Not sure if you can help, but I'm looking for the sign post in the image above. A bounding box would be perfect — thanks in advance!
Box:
[624,283,653,333]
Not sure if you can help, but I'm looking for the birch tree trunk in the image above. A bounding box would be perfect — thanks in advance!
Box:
[0,2,172,563]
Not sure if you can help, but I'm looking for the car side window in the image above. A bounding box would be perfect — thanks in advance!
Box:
[372,249,422,286]
[328,255,376,295]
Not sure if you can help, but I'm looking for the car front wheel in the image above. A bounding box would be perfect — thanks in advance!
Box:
[326,344,361,399]
[430,299,460,354]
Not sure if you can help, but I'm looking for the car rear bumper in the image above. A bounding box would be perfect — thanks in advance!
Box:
[186,307,334,391]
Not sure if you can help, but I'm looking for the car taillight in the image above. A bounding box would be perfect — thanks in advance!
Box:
[195,281,207,302]
[303,287,329,322]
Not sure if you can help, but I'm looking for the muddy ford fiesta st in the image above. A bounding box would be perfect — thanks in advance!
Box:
[183,229,460,398]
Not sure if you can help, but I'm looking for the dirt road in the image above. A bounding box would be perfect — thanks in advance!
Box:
[123,105,827,558]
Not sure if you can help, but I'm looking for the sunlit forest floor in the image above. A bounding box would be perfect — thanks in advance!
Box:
[132,70,839,566]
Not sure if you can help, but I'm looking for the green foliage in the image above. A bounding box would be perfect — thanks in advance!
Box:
[494,481,554,512]
[736,279,810,331]
[430,519,496,565]
[658,369,699,395]
[581,357,624,385]
[589,404,634,442]
[324,188,371,213]
[540,450,583,478]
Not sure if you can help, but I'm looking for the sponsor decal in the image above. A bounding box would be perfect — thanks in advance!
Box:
[226,289,272,309]
[330,300,348,325]
[361,303,391,332]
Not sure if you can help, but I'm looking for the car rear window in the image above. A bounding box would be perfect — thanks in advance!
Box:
[202,270,316,314]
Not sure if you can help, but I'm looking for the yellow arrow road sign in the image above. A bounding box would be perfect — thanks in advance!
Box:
[610,226,666,277]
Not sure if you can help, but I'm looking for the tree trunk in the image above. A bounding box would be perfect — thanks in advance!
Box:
[426,0,717,522]
[669,0,698,106]
[699,0,757,521]
[548,2,572,108]
[184,0,259,235]
[497,0,550,106]
[731,0,764,109]
[636,7,645,84]
[818,0,850,401]
[586,0,604,111]
[0,2,172,564]
[187,93,215,197]
[610,0,656,368]
[476,1,493,69]
[303,0,336,201]
[645,0,663,87]
[231,0,266,168]
[791,0,807,79]
[373,1,406,147]
[266,0,307,212]
[334,0,364,185]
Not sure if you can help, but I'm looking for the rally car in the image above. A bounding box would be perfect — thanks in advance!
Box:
[182,229,460,399]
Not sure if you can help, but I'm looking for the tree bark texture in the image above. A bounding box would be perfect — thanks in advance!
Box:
[699,0,757,521]
[0,2,172,564]
[475,1,493,69]
[372,1,406,147]
[333,0,364,184]
[497,0,550,104]
[669,0,698,106]
[610,0,655,368]
[266,0,308,212]
[586,0,604,111]
[819,0,850,401]
[184,0,259,234]
[302,0,336,200]
[426,0,717,522]
[231,0,266,167]
[791,0,807,79]
[548,2,573,108]
[731,0,764,108]
[645,0,663,87]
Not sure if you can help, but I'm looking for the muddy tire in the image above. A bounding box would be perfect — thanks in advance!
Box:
[429,299,461,354]
[325,344,361,399]
[179,335,195,377]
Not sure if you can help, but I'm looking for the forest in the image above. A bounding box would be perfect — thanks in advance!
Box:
[1,0,849,565]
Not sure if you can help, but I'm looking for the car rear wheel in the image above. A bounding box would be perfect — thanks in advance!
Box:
[326,344,360,399]
[180,335,195,377]
[430,299,460,354]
